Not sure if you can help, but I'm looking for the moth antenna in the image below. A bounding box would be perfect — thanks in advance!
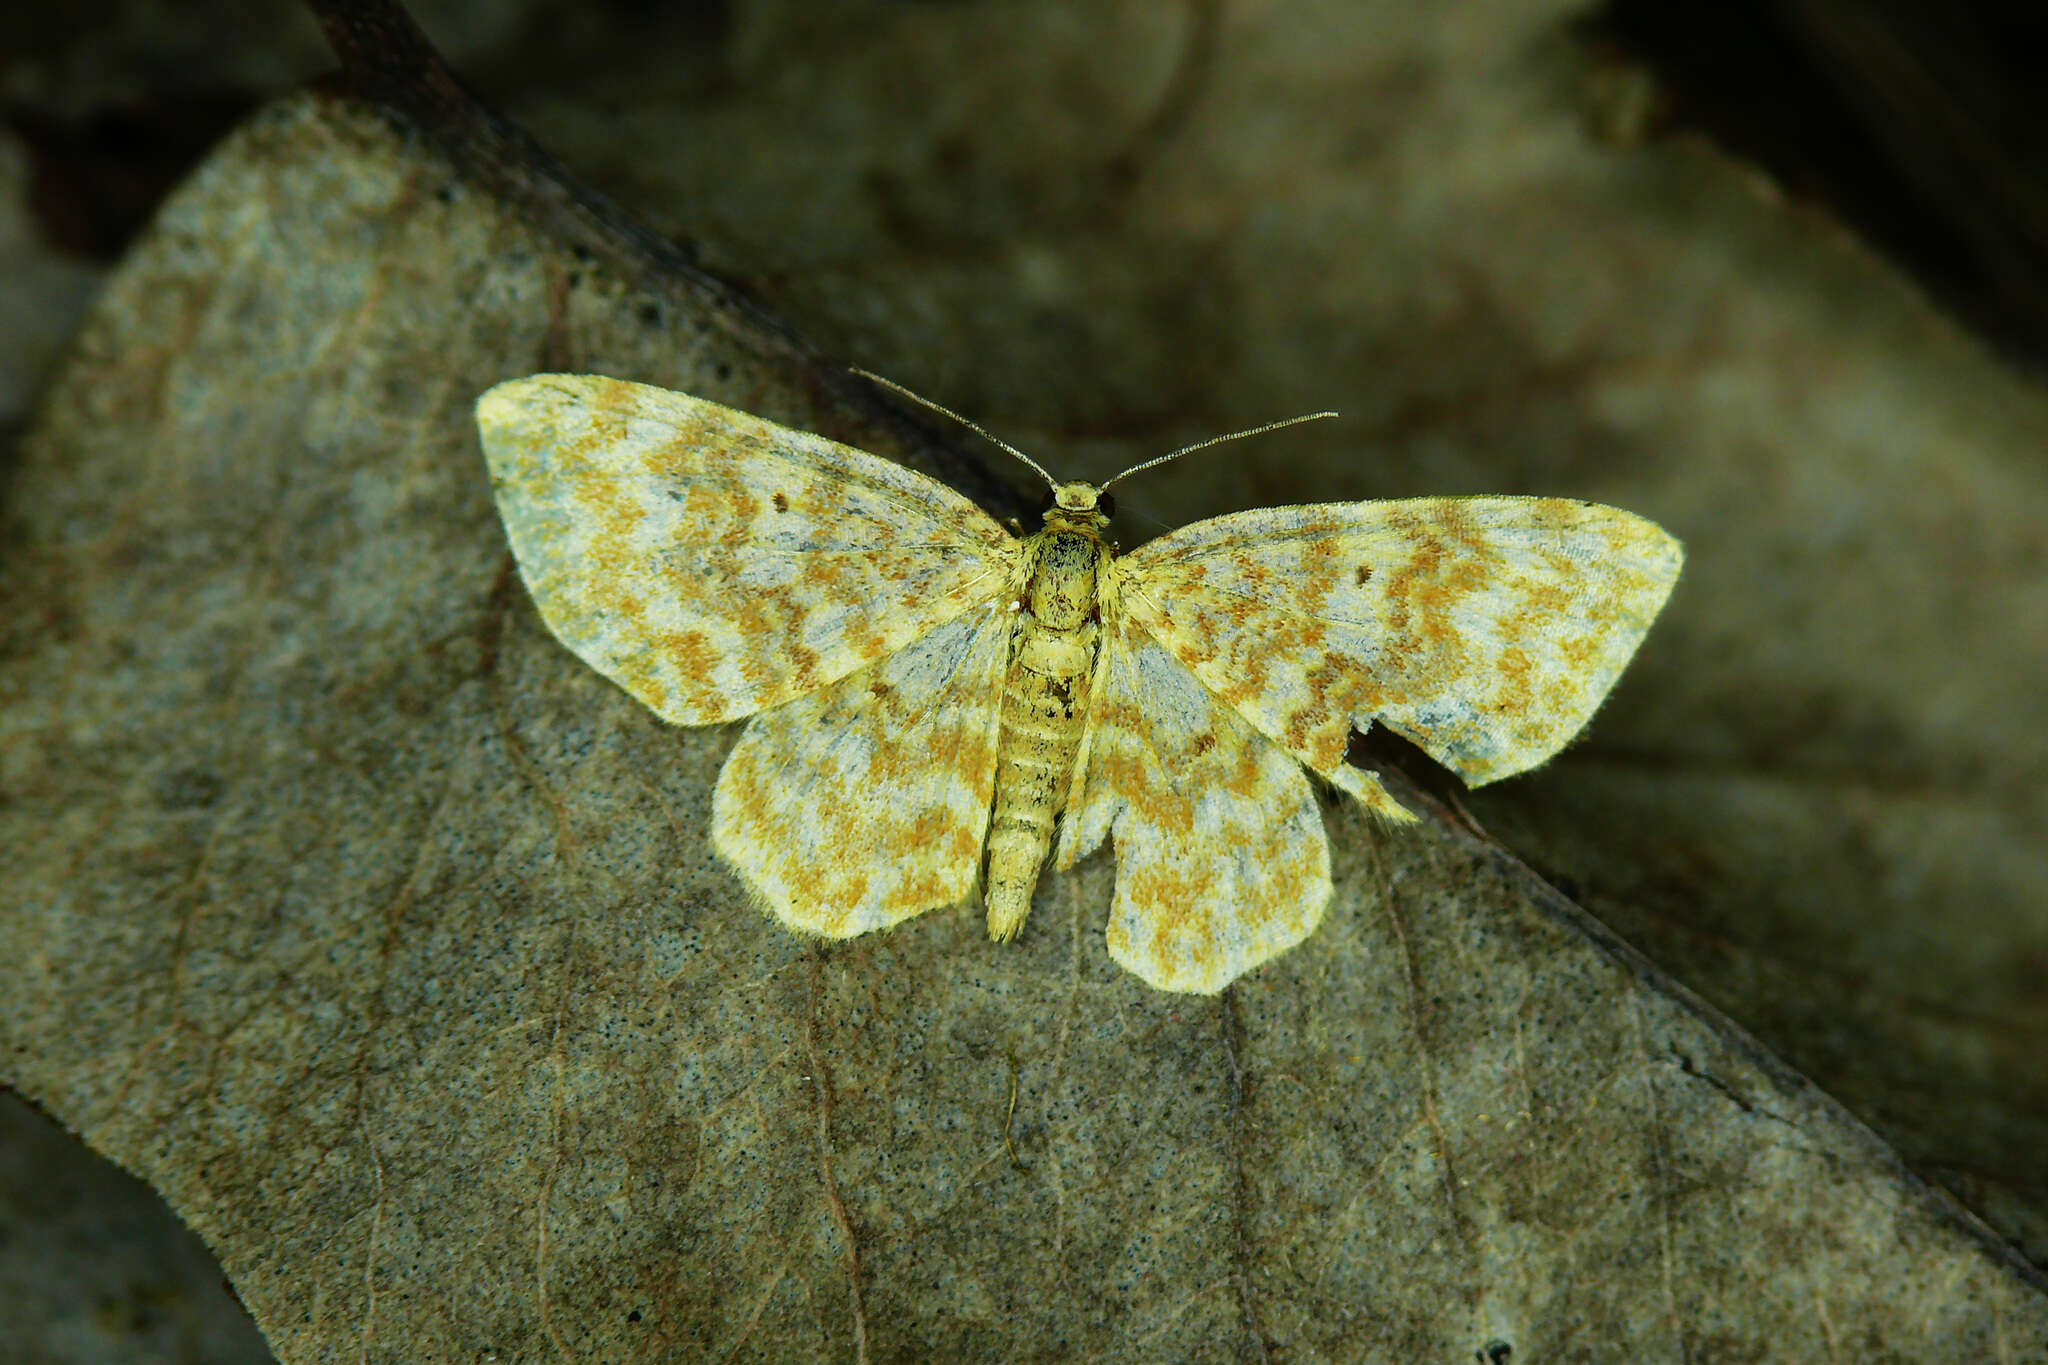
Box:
[1100,410,1339,492]
[851,367,1060,492]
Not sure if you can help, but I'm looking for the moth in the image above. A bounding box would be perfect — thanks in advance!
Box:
[476,373,1682,992]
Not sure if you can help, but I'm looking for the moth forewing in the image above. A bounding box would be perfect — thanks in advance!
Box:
[475,374,1017,726]
[1118,496,1684,798]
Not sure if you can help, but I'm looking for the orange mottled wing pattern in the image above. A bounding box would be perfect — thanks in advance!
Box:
[1054,608,1332,993]
[477,374,1016,724]
[479,368,1687,992]
[1118,498,1683,804]
[712,605,1011,936]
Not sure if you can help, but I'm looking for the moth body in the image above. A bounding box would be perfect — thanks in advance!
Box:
[984,483,1113,940]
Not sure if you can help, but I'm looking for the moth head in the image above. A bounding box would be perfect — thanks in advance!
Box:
[1051,481,1097,512]
[1054,481,1108,513]
[1041,481,1113,531]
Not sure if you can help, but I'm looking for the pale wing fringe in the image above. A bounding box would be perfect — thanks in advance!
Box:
[477,374,1016,725]
[712,606,1011,936]
[1121,497,1683,793]
[1054,613,1331,994]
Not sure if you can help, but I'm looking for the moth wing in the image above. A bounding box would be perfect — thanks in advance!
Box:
[713,606,1011,937]
[1119,497,1682,804]
[1053,609,1332,993]
[477,374,1017,724]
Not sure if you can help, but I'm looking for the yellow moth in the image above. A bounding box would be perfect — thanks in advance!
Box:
[475,373,1682,992]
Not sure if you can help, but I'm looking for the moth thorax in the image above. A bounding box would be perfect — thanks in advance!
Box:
[1026,531,1103,629]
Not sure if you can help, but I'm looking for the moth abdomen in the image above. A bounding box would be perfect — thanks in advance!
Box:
[983,527,1108,942]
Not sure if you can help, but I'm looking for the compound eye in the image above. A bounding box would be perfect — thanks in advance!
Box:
[1097,491,1117,520]
[1035,487,1059,517]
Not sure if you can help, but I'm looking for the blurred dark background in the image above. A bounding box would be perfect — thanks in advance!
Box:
[8,0,2048,364]
[1599,0,2048,369]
